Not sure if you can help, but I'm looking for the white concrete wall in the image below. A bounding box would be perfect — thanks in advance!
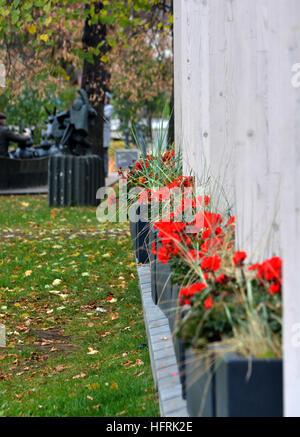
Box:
[276,0,300,418]
[174,0,210,181]
[174,0,300,417]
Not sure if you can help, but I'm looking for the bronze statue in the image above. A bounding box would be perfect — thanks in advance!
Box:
[0,112,31,157]
[45,89,96,155]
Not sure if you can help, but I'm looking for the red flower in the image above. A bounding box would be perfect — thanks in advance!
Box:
[193,195,211,209]
[157,246,171,264]
[138,191,148,204]
[188,282,207,295]
[248,263,260,272]
[179,287,190,306]
[151,242,157,255]
[248,257,282,294]
[201,255,222,272]
[255,257,282,282]
[204,296,214,310]
[108,195,117,205]
[225,216,235,227]
[269,283,280,294]
[135,161,142,170]
[194,211,222,229]
[202,229,212,239]
[179,282,207,305]
[216,273,228,284]
[233,251,247,266]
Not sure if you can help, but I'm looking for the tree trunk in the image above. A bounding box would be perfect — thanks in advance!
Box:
[167,87,174,147]
[81,1,110,186]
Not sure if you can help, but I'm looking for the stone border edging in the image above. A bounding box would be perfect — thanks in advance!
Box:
[137,263,188,417]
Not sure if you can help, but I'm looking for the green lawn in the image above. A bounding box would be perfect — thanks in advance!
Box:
[0,195,159,417]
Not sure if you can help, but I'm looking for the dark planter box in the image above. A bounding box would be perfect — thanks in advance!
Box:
[170,288,186,400]
[129,204,149,264]
[0,156,49,189]
[155,245,172,316]
[185,347,216,417]
[168,283,181,334]
[149,225,158,303]
[215,353,283,417]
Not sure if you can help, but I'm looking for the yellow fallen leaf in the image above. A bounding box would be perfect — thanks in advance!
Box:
[45,17,52,26]
[28,24,37,34]
[25,270,32,277]
[110,382,118,390]
[87,382,100,391]
[40,33,49,42]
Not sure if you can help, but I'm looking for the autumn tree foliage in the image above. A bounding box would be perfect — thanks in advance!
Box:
[0,0,173,143]
[109,32,172,129]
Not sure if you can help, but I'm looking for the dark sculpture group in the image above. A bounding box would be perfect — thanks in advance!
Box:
[0,89,96,160]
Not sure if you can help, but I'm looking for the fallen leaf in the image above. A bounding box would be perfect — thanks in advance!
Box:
[116,410,128,416]
[73,373,86,379]
[110,382,118,390]
[87,347,99,355]
[55,365,69,372]
[87,382,100,390]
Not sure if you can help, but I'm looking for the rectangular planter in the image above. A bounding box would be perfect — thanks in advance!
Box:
[129,205,149,264]
[156,250,172,316]
[215,353,283,417]
[167,285,186,399]
[149,225,158,304]
[185,347,216,417]
[168,283,180,334]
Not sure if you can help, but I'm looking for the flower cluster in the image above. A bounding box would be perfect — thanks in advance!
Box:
[152,203,235,276]
[249,256,282,294]
[150,183,282,350]
[179,282,207,306]
[152,221,190,264]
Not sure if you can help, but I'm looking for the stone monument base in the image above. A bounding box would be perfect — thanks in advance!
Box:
[48,154,103,207]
